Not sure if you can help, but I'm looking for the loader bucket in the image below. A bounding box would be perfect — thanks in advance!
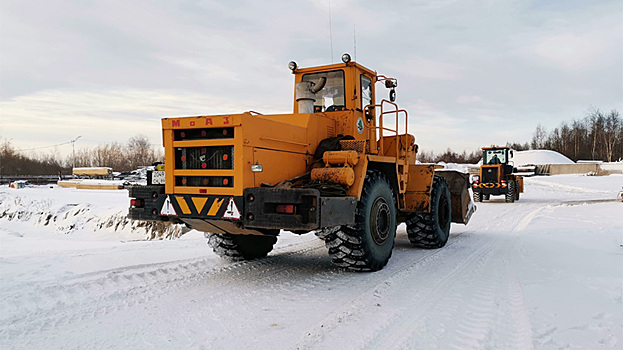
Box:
[435,170,476,224]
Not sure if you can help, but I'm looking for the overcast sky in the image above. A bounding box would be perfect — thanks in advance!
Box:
[1,0,621,157]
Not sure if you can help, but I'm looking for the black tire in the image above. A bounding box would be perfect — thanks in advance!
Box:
[206,231,278,260]
[406,176,452,249]
[473,191,482,202]
[324,170,396,271]
[505,181,515,203]
[515,180,520,201]
[483,193,490,201]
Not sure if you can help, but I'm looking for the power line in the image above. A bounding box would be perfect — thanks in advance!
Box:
[16,141,73,152]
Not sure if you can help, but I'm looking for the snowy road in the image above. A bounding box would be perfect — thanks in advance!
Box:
[1,175,622,349]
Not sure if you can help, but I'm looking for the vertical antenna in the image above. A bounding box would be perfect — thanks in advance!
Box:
[329,0,333,62]
[353,25,357,62]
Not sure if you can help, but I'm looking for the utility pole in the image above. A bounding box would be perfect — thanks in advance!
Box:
[71,136,81,170]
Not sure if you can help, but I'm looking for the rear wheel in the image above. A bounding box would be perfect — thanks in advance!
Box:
[206,231,278,260]
[505,181,515,203]
[483,193,490,201]
[324,170,396,271]
[406,176,452,249]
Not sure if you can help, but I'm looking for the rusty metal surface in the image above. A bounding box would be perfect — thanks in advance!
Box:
[435,170,475,224]
[311,166,356,187]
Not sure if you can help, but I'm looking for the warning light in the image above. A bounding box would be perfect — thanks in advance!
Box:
[182,178,187,185]
[223,154,228,161]
[223,178,229,185]
[223,129,228,135]
[181,155,186,162]
[202,163,207,169]
[180,132,186,138]
[201,130,207,137]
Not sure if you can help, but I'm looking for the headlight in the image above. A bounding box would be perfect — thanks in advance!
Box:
[288,61,297,71]
[341,53,351,63]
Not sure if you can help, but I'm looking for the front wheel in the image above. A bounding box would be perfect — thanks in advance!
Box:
[406,176,452,249]
[515,180,520,201]
[325,170,396,271]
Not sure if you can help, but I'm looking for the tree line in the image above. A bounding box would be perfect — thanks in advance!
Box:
[420,108,622,164]
[1,135,163,177]
[2,108,621,176]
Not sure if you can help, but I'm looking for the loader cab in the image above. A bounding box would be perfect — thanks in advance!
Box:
[481,146,515,178]
[289,55,377,114]
[483,148,509,165]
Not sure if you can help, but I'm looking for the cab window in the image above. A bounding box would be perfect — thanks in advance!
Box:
[302,70,345,112]
[483,149,507,164]
[361,75,372,109]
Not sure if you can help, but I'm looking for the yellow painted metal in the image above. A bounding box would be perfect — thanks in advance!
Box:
[404,164,436,212]
[311,166,356,186]
[207,198,225,216]
[191,197,208,213]
[175,196,191,214]
[252,148,310,187]
[323,151,360,166]
[345,156,369,197]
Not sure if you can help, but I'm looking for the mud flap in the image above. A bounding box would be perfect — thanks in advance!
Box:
[435,170,476,224]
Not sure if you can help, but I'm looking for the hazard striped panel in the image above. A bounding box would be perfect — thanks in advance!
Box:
[165,195,243,220]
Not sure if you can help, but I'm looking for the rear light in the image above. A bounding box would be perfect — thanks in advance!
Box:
[130,198,144,208]
[276,204,295,214]
[501,180,506,184]
[473,180,479,184]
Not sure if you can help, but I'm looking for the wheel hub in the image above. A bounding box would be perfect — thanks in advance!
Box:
[371,197,390,245]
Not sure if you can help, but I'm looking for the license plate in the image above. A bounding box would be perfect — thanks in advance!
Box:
[151,171,165,184]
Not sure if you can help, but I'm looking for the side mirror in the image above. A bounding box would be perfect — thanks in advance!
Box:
[389,88,396,102]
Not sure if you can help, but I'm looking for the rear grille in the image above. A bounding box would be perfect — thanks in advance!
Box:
[174,127,234,141]
[176,176,233,187]
[175,146,233,170]
[483,167,498,183]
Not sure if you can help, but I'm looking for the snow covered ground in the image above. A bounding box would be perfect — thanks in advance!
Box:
[1,175,621,349]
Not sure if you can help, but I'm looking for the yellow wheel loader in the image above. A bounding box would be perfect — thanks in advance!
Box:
[471,146,524,203]
[129,54,476,271]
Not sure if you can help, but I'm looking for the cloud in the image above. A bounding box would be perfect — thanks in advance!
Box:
[0,88,291,156]
[401,59,464,81]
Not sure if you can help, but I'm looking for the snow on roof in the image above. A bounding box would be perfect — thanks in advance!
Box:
[512,150,574,166]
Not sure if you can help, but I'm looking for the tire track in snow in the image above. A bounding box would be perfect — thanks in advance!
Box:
[0,237,334,342]
[294,202,539,350]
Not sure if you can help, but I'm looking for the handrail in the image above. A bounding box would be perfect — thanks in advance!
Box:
[363,99,409,158]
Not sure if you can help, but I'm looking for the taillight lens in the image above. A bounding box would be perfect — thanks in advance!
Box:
[276,204,295,214]
[130,198,144,208]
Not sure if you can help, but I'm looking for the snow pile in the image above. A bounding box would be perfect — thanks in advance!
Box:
[512,150,574,166]
[0,186,182,240]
